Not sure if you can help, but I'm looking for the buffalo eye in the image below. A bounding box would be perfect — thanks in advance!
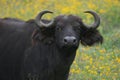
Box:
[73,25,81,32]
[56,26,62,31]
[72,22,81,30]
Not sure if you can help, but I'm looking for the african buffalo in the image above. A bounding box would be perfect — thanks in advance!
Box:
[0,10,103,80]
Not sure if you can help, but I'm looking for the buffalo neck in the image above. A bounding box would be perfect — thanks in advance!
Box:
[31,41,77,67]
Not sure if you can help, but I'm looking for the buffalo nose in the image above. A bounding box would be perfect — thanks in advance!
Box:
[63,36,77,45]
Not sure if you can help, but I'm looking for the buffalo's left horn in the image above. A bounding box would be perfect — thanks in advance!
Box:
[35,10,54,28]
[83,11,100,29]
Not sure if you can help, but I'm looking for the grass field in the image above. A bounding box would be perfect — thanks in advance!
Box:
[0,0,120,80]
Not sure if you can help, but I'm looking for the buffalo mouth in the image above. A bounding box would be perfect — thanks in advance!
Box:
[60,43,79,52]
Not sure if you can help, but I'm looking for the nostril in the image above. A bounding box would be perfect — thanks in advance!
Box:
[64,38,67,43]
[73,39,77,43]
[64,36,77,44]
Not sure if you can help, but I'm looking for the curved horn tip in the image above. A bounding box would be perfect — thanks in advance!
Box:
[83,10,100,29]
[35,10,54,28]
[42,10,53,14]
[84,10,97,13]
[84,10,93,12]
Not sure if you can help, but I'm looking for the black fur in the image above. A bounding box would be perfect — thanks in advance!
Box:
[0,14,103,80]
[81,29,103,46]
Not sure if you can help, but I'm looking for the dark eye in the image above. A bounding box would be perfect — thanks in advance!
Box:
[74,25,80,28]
[77,26,81,30]
[56,26,62,31]
[74,25,81,31]
[72,22,81,30]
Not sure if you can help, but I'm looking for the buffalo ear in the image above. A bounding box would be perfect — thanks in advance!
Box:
[80,29,103,46]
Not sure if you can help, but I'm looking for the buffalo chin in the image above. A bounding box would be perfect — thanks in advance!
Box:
[61,44,79,52]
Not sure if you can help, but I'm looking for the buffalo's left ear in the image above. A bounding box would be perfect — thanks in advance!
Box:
[80,29,103,46]
[80,10,103,46]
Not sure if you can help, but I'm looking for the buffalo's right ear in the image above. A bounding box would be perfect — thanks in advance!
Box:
[80,10,103,46]
[80,29,103,46]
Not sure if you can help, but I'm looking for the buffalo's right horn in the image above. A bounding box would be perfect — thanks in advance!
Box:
[35,10,54,28]
[83,11,100,29]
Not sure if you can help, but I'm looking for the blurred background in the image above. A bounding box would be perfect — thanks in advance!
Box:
[0,0,120,80]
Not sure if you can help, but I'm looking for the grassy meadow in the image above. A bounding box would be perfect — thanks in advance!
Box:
[0,0,120,80]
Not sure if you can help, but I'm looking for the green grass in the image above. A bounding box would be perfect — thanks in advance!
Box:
[0,0,120,80]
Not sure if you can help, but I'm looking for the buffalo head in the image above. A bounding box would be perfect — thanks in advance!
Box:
[34,10,103,51]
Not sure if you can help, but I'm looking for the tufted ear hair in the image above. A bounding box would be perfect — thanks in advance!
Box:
[32,28,55,45]
[80,29,103,46]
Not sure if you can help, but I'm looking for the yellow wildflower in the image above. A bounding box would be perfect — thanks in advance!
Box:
[99,9,106,14]
[116,58,120,63]
[99,49,106,53]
